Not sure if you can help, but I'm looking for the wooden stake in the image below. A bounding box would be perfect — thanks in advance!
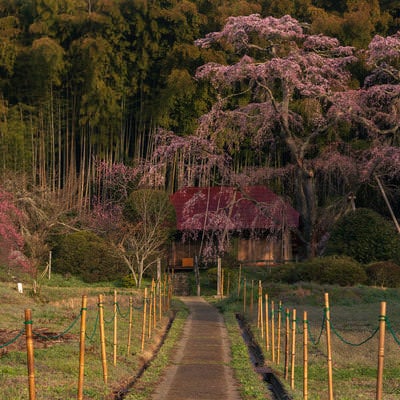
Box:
[303,311,308,400]
[148,286,153,338]
[159,281,162,322]
[141,288,147,351]
[265,294,269,351]
[237,264,242,297]
[284,308,290,380]
[25,309,36,400]
[152,280,157,329]
[260,285,264,338]
[243,278,247,314]
[291,309,296,390]
[277,301,282,364]
[325,293,334,400]
[376,301,387,400]
[127,297,133,355]
[113,290,118,367]
[77,295,87,400]
[250,280,254,316]
[271,300,275,363]
[98,294,108,385]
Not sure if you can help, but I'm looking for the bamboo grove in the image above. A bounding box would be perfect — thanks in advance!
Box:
[0,0,399,210]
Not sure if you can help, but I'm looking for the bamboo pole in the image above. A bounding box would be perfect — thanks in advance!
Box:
[243,278,247,314]
[257,281,261,329]
[153,279,157,329]
[113,290,118,367]
[271,300,275,363]
[277,301,282,364]
[127,297,133,355]
[159,280,163,322]
[148,286,153,338]
[221,268,224,298]
[303,311,308,400]
[260,285,264,339]
[376,301,387,400]
[227,273,230,297]
[237,264,242,297]
[77,295,87,400]
[98,294,108,385]
[325,293,334,400]
[141,288,147,351]
[25,309,36,400]
[265,294,269,351]
[284,308,290,380]
[291,309,297,390]
[250,280,254,316]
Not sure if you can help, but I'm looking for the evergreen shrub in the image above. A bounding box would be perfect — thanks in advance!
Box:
[325,208,400,264]
[275,256,367,286]
[366,261,400,288]
[52,231,125,282]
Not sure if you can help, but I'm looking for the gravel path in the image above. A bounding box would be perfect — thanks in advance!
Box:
[151,296,242,400]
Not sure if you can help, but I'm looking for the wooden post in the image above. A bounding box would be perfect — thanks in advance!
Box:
[271,300,275,363]
[221,268,224,298]
[148,285,153,338]
[376,301,387,400]
[260,285,264,338]
[237,264,242,297]
[25,309,36,400]
[127,297,133,355]
[277,301,282,364]
[113,290,118,367]
[250,280,254,316]
[141,288,147,351]
[284,308,290,380]
[217,257,222,297]
[243,278,247,314]
[303,311,308,400]
[227,272,230,297]
[265,294,269,351]
[77,295,87,400]
[325,293,334,400]
[257,281,261,329]
[153,279,157,329]
[98,294,108,385]
[291,309,297,390]
[159,281,163,322]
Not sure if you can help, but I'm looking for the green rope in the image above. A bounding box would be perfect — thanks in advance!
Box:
[85,311,99,342]
[32,311,81,340]
[0,328,25,349]
[307,313,326,345]
[329,320,380,346]
[116,302,129,319]
[386,317,400,346]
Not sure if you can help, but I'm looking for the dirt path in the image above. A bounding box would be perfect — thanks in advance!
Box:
[151,296,242,400]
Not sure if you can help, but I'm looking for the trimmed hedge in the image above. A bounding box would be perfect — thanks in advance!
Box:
[325,208,400,264]
[52,231,126,282]
[274,256,367,286]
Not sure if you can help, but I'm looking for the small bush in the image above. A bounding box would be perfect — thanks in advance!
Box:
[275,256,367,286]
[52,231,126,282]
[326,208,400,264]
[366,261,400,288]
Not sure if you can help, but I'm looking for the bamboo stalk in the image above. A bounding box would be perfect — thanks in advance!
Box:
[98,294,108,385]
[237,264,242,297]
[376,302,387,400]
[265,294,269,351]
[260,285,264,338]
[141,288,147,351]
[127,297,133,355]
[113,290,118,367]
[152,280,157,329]
[291,309,296,390]
[271,300,275,363]
[159,280,162,322]
[325,293,334,400]
[303,311,308,400]
[25,309,36,400]
[243,278,247,314]
[277,301,282,364]
[284,308,290,380]
[77,296,87,400]
[250,280,254,316]
[148,286,153,338]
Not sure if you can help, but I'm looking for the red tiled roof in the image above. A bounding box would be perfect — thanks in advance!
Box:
[170,186,299,231]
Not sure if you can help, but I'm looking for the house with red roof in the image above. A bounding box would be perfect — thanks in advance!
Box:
[169,186,300,268]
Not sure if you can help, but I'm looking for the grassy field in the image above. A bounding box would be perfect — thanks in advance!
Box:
[213,273,400,400]
[2,267,400,399]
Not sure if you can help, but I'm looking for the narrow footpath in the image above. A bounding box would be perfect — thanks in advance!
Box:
[151,296,242,400]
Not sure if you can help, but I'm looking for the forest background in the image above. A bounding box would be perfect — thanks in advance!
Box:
[1,0,400,286]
